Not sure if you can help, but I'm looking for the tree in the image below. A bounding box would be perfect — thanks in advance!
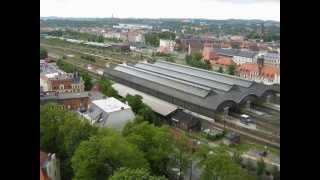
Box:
[257,158,266,176]
[123,121,175,176]
[40,47,48,59]
[227,64,236,75]
[81,73,93,91]
[137,105,158,125]
[196,146,254,180]
[272,166,280,180]
[98,77,119,98]
[185,53,212,70]
[125,94,144,114]
[56,59,75,73]
[172,131,193,179]
[110,168,167,180]
[71,129,149,180]
[40,103,98,180]
[218,66,224,73]
[192,52,203,61]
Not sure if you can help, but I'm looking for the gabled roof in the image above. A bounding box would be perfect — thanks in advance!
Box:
[215,48,257,58]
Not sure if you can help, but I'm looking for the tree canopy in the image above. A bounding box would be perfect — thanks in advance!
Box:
[81,72,93,91]
[125,94,157,124]
[98,77,119,98]
[110,167,167,180]
[40,103,98,180]
[40,47,48,59]
[227,64,237,75]
[185,53,212,70]
[195,146,254,180]
[122,120,175,176]
[145,32,176,47]
[71,128,149,180]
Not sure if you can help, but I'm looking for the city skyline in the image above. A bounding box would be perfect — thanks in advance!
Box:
[41,0,280,21]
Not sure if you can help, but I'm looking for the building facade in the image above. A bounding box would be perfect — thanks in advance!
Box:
[202,43,217,60]
[40,151,61,180]
[84,97,135,130]
[43,72,85,93]
[40,91,90,112]
[158,39,176,53]
[238,63,280,85]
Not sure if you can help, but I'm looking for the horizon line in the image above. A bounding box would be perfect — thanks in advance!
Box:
[40,16,280,22]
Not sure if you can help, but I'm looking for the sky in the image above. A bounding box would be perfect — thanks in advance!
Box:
[40,0,280,21]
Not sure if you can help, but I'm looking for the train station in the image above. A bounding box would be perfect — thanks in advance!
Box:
[104,60,279,120]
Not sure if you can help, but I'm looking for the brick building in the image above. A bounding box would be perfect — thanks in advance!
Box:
[238,63,280,85]
[202,43,217,60]
[41,72,84,93]
[40,91,90,112]
[214,57,236,70]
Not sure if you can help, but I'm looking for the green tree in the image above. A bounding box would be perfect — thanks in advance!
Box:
[98,77,119,98]
[257,158,266,176]
[125,94,144,114]
[40,47,48,59]
[123,121,175,176]
[185,53,212,70]
[172,132,193,179]
[56,59,75,73]
[40,103,98,180]
[71,129,149,180]
[81,73,93,91]
[137,105,157,125]
[196,146,254,180]
[272,166,280,180]
[110,168,167,180]
[192,52,203,61]
[227,64,237,75]
[218,66,224,73]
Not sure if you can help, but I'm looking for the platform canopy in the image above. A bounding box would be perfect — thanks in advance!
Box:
[112,83,178,116]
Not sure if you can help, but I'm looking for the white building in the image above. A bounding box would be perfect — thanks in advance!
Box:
[233,51,257,65]
[215,48,258,65]
[257,52,280,67]
[158,39,176,53]
[85,97,135,130]
[40,151,61,180]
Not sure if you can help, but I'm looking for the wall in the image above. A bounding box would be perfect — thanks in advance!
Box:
[60,97,90,111]
[102,109,135,130]
[46,155,61,180]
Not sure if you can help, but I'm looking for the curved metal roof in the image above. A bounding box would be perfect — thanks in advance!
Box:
[114,65,211,98]
[134,62,233,92]
[154,61,253,87]
[105,62,278,112]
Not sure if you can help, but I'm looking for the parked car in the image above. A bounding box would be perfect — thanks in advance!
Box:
[240,114,254,125]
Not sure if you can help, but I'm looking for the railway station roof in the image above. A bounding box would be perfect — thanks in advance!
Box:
[105,61,278,111]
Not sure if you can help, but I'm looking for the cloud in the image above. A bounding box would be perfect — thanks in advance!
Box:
[40,0,279,21]
[201,0,279,3]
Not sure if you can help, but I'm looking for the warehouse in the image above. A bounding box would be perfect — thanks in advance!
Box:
[104,60,279,119]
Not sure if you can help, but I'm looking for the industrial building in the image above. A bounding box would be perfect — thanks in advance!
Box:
[104,61,279,119]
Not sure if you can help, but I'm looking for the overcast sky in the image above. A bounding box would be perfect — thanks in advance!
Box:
[40,0,280,21]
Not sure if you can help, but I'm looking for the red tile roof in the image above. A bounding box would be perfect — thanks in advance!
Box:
[239,63,280,79]
[238,63,259,73]
[216,57,235,66]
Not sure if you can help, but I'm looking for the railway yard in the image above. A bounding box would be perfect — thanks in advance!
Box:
[41,36,280,169]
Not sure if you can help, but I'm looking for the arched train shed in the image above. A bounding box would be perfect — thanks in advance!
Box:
[104,61,279,118]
